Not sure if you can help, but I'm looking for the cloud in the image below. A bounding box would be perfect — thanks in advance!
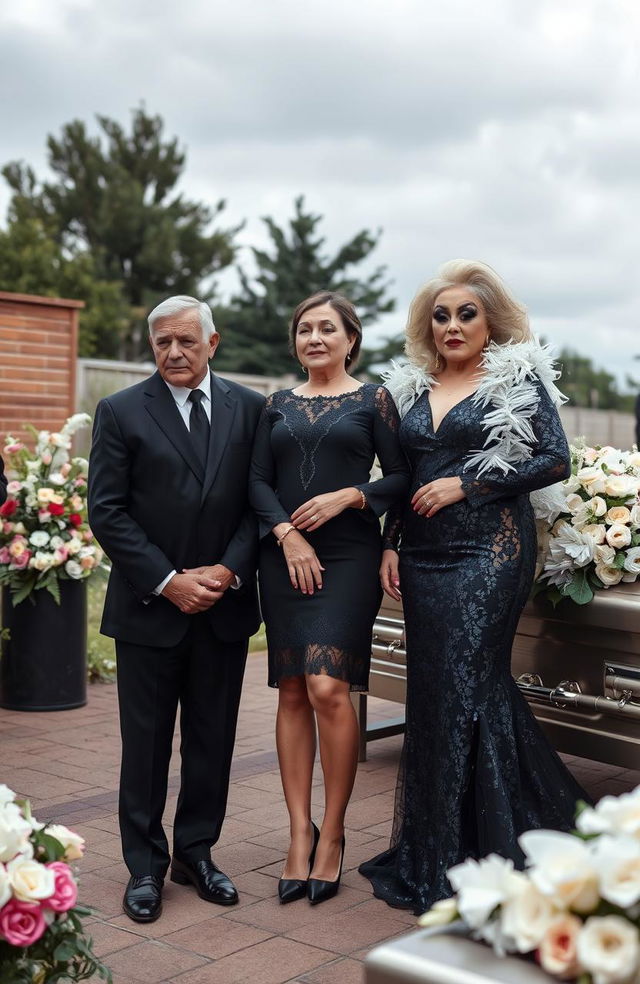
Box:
[0,0,639,383]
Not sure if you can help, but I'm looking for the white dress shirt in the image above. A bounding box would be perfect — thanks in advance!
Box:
[152,372,240,596]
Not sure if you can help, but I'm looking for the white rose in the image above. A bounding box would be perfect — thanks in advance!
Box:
[49,535,64,550]
[518,830,599,913]
[630,504,640,528]
[563,474,581,493]
[591,835,640,908]
[589,496,608,517]
[576,787,640,839]
[627,451,640,469]
[605,474,637,500]
[565,493,586,514]
[606,506,631,526]
[7,855,55,902]
[576,916,640,984]
[64,560,84,579]
[48,472,66,486]
[0,861,11,907]
[12,522,26,535]
[582,524,607,545]
[499,875,559,952]
[594,544,616,565]
[0,804,34,863]
[66,538,82,556]
[32,551,55,572]
[605,524,632,549]
[595,563,624,587]
[622,547,640,575]
[29,531,50,548]
[36,487,55,504]
[582,447,599,465]
[577,467,607,495]
[46,824,85,862]
[417,896,458,928]
[0,785,15,807]
[538,913,583,980]
[447,854,521,929]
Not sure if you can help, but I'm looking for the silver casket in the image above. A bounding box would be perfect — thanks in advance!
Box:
[359,582,640,768]
[365,924,551,984]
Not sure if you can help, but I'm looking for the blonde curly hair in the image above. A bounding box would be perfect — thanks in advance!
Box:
[405,259,531,374]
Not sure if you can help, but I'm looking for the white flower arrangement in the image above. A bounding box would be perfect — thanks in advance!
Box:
[418,785,640,984]
[535,444,640,605]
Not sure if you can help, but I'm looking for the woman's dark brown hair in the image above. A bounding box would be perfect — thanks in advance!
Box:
[288,291,363,370]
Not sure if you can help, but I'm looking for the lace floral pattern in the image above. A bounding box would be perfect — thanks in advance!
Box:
[249,383,409,690]
[360,379,587,913]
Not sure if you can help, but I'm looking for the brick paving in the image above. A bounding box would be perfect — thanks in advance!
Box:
[1,651,639,984]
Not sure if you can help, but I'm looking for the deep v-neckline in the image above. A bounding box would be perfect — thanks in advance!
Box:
[426,390,478,435]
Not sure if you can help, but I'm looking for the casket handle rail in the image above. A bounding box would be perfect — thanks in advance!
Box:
[516,670,640,721]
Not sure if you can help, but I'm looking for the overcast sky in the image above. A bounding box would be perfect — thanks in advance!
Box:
[1,0,639,384]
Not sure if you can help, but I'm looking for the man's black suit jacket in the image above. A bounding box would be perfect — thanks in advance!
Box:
[88,369,264,649]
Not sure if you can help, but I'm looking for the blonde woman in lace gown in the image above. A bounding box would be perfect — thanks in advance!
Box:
[249,291,409,905]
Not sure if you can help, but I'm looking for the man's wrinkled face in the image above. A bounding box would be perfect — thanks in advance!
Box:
[150,309,219,389]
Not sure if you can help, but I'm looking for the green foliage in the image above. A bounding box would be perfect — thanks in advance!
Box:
[557,347,636,412]
[1,107,238,359]
[0,910,112,983]
[215,195,395,375]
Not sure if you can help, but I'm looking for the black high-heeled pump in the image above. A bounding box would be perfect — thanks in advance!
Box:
[278,821,320,904]
[307,834,345,905]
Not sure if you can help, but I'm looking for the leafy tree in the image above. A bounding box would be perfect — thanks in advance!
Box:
[1,108,238,359]
[557,348,635,412]
[215,196,395,375]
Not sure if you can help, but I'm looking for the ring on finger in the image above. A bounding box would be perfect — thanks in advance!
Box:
[310,514,319,522]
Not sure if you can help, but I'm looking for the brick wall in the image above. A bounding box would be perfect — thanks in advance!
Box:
[0,292,83,446]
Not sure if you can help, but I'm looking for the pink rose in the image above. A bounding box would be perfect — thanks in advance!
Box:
[0,897,47,946]
[9,550,31,570]
[41,452,52,465]
[38,509,51,523]
[3,442,25,454]
[0,547,10,564]
[44,862,77,913]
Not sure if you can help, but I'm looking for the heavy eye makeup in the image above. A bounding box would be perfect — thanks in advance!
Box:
[432,304,478,325]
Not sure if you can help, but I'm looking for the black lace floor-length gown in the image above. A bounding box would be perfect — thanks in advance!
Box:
[249,384,409,689]
[359,381,587,914]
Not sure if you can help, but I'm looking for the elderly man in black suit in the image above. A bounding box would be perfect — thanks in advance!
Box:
[88,296,264,923]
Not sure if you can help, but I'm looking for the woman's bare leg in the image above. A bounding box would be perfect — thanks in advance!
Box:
[276,675,317,877]
[306,674,358,880]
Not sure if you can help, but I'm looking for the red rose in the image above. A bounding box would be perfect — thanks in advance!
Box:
[48,503,65,516]
[69,513,82,527]
[0,499,17,517]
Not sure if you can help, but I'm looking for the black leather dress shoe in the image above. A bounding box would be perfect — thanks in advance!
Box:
[123,874,163,922]
[170,857,238,905]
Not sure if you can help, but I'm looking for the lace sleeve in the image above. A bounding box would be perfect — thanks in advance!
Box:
[461,381,570,508]
[248,396,292,538]
[357,386,410,518]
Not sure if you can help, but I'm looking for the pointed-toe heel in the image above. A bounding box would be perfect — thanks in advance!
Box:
[278,822,320,905]
[307,835,345,905]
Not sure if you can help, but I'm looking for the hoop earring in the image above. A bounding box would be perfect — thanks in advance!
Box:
[300,364,308,373]
[346,350,352,365]
[484,334,490,349]
[434,351,441,371]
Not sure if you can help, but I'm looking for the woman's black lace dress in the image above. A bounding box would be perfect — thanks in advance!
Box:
[249,384,409,690]
[359,380,587,914]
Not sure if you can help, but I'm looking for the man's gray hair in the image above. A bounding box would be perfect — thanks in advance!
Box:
[148,295,217,340]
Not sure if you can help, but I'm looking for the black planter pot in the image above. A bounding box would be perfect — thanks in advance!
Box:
[0,579,87,711]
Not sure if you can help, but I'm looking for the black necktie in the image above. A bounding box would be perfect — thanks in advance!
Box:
[188,389,210,468]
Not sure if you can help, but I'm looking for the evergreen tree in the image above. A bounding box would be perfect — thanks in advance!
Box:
[215,196,395,375]
[1,108,238,359]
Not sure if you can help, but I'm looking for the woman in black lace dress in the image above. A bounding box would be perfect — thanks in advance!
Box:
[359,260,587,914]
[249,292,409,904]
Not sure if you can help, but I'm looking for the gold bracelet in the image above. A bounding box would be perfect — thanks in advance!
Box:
[276,525,297,547]
[358,489,367,510]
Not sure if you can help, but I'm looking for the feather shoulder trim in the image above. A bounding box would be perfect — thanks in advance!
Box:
[381,360,433,418]
[466,338,566,478]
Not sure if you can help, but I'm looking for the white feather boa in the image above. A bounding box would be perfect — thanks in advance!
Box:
[382,339,568,522]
